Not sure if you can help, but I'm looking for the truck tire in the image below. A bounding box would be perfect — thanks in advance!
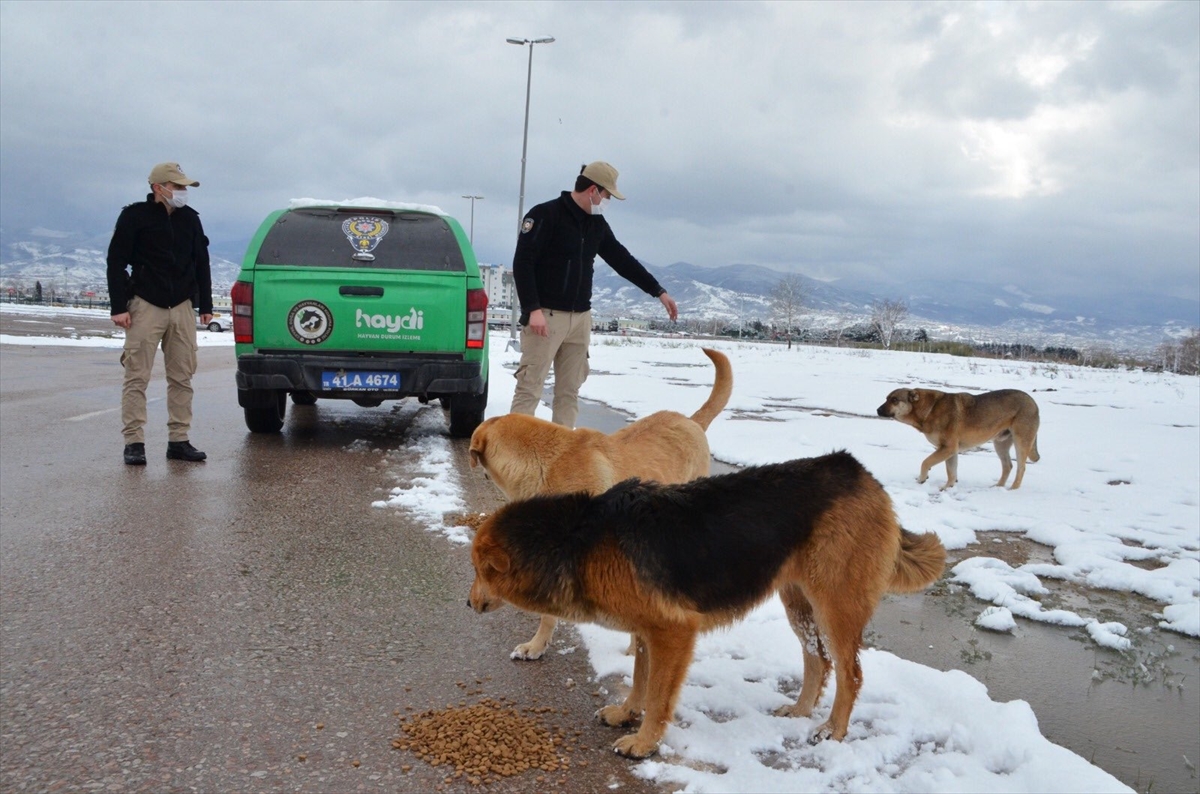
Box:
[244,389,287,433]
[447,381,488,439]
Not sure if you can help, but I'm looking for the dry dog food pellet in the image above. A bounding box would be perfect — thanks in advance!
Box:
[392,698,567,785]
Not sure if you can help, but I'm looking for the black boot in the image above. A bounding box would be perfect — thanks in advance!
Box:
[123,442,146,465]
[166,441,207,462]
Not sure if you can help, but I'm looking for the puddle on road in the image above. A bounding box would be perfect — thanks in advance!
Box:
[572,397,1200,794]
[869,581,1198,794]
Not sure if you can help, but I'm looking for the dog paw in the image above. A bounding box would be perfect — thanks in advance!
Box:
[773,703,812,719]
[807,720,846,744]
[808,724,834,745]
[917,474,929,484]
[597,705,640,727]
[613,734,659,759]
[510,642,547,661]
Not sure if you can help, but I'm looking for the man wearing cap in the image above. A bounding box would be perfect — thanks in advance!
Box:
[106,162,213,465]
[510,161,678,428]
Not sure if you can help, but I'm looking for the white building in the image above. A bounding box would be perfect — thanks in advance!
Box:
[479,263,517,327]
[478,263,515,308]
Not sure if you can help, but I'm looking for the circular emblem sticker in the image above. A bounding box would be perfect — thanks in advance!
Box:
[287,300,333,345]
[342,216,389,254]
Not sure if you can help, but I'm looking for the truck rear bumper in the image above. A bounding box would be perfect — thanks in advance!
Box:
[236,354,485,400]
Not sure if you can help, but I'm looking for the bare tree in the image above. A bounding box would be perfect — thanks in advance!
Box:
[1155,340,1179,373]
[1166,328,1200,375]
[870,298,908,350]
[830,312,852,347]
[770,273,806,349]
[1182,329,1200,376]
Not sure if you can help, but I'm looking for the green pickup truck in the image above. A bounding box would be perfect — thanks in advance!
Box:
[231,200,489,437]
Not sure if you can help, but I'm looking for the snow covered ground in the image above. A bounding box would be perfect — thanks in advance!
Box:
[375,330,1198,794]
[6,305,1197,792]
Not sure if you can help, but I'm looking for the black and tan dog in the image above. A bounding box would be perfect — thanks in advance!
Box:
[468,452,945,758]
[469,347,732,660]
[877,387,1041,489]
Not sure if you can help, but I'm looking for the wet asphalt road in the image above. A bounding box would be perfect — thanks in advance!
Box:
[0,336,657,793]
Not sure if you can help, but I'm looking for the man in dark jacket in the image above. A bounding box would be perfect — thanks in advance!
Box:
[510,161,678,427]
[107,162,213,465]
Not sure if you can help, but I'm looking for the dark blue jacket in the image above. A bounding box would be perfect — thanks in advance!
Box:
[511,191,663,323]
[106,195,212,315]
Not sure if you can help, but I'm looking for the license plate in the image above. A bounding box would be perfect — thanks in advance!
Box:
[321,370,400,390]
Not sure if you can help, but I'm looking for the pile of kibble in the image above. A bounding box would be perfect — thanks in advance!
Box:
[392,697,577,786]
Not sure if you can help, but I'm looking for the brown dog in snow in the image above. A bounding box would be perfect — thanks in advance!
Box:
[468,452,946,758]
[877,387,1041,489]
[468,347,732,660]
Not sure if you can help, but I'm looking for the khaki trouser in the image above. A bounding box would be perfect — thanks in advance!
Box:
[121,296,198,444]
[510,309,591,428]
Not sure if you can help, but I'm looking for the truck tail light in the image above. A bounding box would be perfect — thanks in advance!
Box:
[231,280,253,344]
[466,288,488,349]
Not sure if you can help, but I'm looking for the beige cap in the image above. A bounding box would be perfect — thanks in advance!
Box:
[581,161,624,200]
[148,162,199,186]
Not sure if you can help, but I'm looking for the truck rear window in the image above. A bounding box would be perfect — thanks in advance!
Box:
[254,209,466,271]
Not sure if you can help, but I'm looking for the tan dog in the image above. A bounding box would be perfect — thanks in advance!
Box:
[469,453,946,757]
[877,387,1041,489]
[469,347,733,660]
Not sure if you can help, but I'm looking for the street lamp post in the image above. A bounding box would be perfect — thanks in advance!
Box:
[506,35,554,348]
[460,194,483,246]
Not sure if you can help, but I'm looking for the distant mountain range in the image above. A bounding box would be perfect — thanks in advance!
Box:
[0,231,245,297]
[596,262,1198,352]
[2,230,1195,353]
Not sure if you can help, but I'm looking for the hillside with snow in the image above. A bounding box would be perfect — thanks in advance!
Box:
[2,230,1195,353]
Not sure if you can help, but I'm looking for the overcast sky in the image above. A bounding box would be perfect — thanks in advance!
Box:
[1,0,1197,306]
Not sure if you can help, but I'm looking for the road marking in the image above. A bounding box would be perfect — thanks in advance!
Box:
[66,397,163,422]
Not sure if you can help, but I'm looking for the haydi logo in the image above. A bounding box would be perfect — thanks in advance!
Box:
[355,307,424,333]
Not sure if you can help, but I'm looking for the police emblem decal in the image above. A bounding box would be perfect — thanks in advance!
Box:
[287,300,334,346]
[341,216,390,254]
[521,218,534,234]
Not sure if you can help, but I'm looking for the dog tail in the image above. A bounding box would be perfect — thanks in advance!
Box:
[890,529,946,592]
[689,348,734,430]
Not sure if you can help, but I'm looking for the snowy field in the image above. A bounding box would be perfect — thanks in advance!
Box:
[5,306,1197,792]
[379,330,1198,794]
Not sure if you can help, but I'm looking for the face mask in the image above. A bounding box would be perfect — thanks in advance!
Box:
[590,194,609,216]
[161,186,188,209]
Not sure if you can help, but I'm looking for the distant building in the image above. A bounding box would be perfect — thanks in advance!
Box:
[617,318,650,332]
[479,263,517,327]
[478,264,515,308]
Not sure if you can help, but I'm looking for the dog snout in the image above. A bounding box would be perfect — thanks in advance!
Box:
[469,596,497,613]
[876,404,891,417]
[468,578,504,614]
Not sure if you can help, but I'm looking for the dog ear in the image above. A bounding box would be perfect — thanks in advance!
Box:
[468,431,485,469]
[482,544,510,574]
[909,390,919,402]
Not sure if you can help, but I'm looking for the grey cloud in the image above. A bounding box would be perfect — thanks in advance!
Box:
[1,0,1196,309]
